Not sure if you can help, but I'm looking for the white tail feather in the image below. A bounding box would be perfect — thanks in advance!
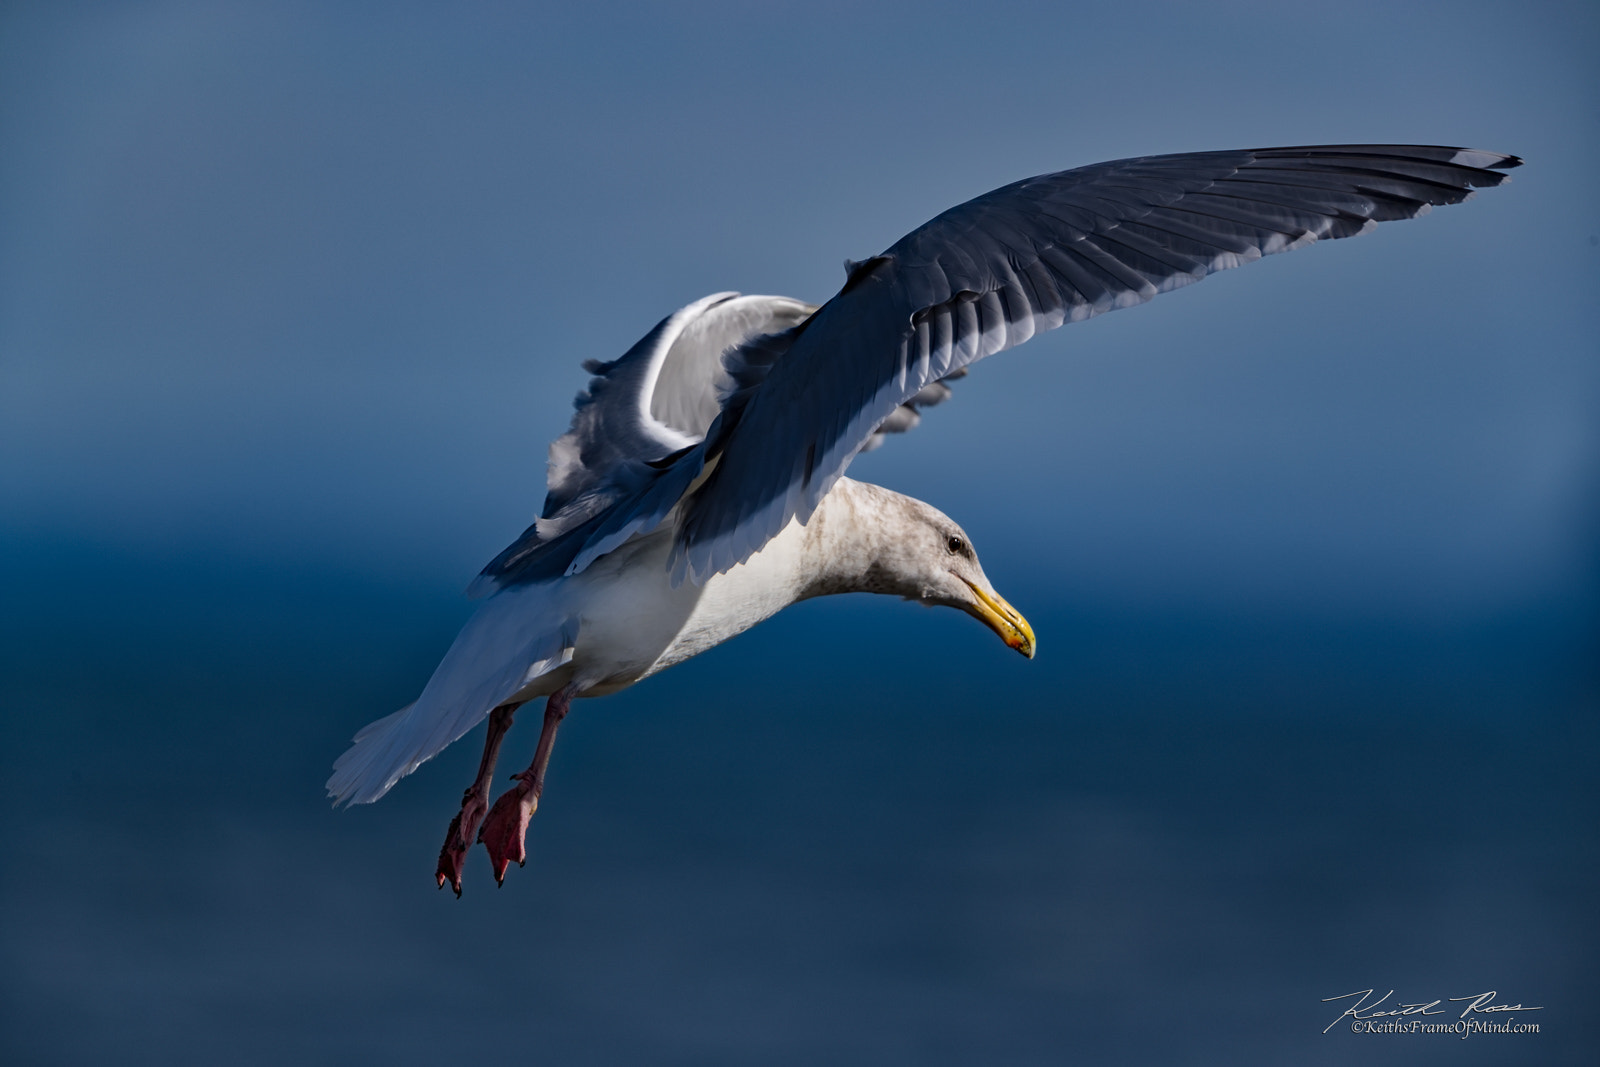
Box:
[327,583,578,806]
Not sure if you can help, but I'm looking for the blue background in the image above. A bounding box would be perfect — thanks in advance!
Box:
[2,2,1595,1063]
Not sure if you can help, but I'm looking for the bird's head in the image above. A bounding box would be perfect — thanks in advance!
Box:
[870,495,1035,660]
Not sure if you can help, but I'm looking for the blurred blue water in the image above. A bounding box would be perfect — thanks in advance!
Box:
[1,538,1593,1065]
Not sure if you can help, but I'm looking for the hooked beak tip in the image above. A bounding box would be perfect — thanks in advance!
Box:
[959,577,1036,660]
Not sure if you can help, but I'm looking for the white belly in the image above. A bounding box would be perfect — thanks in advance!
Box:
[558,518,811,696]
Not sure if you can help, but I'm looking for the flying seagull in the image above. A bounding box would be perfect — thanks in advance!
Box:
[327,144,1519,894]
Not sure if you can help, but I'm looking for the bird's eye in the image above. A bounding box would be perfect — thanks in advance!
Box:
[946,535,966,556]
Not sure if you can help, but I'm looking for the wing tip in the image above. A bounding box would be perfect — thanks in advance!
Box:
[1450,148,1523,172]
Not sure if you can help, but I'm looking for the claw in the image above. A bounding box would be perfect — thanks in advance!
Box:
[435,792,489,897]
[478,772,539,885]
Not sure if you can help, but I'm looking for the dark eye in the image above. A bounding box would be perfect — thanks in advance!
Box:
[946,535,966,556]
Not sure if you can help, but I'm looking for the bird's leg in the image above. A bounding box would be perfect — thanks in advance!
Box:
[478,685,575,885]
[435,702,520,896]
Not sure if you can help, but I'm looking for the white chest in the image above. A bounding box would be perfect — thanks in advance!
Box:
[562,519,812,693]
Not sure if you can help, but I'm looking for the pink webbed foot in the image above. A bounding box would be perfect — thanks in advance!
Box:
[478,772,539,885]
[435,790,489,897]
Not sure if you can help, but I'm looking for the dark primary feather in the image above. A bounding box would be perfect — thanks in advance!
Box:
[669,144,1520,582]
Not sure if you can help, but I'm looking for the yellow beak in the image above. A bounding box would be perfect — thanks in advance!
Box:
[958,576,1036,659]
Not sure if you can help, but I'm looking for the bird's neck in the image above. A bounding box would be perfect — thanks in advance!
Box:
[793,478,924,601]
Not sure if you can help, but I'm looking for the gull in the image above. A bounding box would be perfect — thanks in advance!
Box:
[326,144,1518,893]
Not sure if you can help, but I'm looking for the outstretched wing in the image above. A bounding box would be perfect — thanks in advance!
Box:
[472,291,814,595]
[670,144,1520,582]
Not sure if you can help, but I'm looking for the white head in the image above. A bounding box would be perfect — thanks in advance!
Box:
[807,480,1035,658]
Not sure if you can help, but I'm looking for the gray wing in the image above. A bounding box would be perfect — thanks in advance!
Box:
[471,291,814,594]
[541,291,816,524]
[857,370,965,453]
[670,144,1521,582]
